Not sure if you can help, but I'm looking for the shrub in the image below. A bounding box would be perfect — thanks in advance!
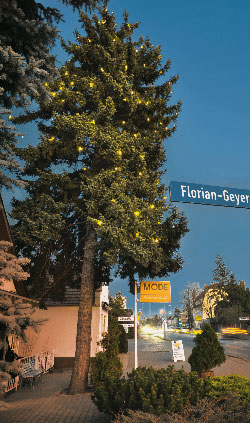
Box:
[91,315,123,386]
[207,374,250,404]
[119,325,128,354]
[188,324,226,374]
[92,366,209,416]
[90,350,123,386]
[116,397,250,423]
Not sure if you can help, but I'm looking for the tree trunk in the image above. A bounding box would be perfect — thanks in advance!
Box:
[68,225,96,394]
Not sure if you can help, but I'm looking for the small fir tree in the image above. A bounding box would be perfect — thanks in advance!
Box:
[0,242,46,393]
[188,324,226,375]
[109,292,130,353]
[91,311,123,385]
[0,293,47,393]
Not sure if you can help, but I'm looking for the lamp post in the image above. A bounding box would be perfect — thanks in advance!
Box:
[160,308,166,337]
[134,281,138,369]
[168,304,172,326]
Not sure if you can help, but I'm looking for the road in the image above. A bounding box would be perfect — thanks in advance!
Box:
[129,330,250,361]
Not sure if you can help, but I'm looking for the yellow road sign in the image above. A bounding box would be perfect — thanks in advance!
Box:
[140,281,171,303]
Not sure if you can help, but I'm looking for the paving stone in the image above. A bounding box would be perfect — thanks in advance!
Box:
[1,352,249,423]
[0,370,110,423]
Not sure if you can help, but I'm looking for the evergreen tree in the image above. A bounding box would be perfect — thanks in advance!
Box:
[0,292,46,393]
[108,292,131,353]
[188,323,226,375]
[202,255,234,326]
[212,254,232,287]
[0,242,45,393]
[12,6,188,393]
[109,292,131,317]
[0,0,58,190]
[214,280,250,326]
[0,241,29,283]
[0,0,102,190]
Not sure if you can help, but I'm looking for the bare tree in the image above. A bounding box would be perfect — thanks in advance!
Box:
[180,282,203,329]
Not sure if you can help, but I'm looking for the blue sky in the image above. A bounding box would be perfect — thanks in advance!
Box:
[3,0,250,315]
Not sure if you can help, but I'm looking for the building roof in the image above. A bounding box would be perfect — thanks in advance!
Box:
[45,285,81,306]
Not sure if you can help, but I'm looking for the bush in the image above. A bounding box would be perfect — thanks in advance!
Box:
[207,374,250,404]
[119,325,128,354]
[92,366,209,416]
[91,316,123,386]
[116,397,250,423]
[188,324,226,374]
[90,350,123,386]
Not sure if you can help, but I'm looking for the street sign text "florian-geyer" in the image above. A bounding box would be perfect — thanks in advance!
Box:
[140,281,171,303]
[170,181,250,209]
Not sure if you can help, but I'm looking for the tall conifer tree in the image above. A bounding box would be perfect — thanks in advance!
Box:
[13,6,188,393]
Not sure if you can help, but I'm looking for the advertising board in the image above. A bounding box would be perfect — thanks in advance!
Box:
[140,281,171,303]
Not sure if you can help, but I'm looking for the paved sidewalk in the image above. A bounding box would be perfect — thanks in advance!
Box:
[0,370,110,423]
[121,350,250,379]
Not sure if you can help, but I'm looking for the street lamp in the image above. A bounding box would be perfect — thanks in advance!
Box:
[168,304,172,326]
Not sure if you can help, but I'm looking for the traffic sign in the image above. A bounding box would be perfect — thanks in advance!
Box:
[118,316,134,322]
[121,323,134,328]
[170,181,250,209]
[140,281,171,303]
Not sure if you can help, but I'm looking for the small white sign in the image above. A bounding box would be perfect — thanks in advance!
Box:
[171,340,185,362]
[118,316,134,322]
[121,323,134,328]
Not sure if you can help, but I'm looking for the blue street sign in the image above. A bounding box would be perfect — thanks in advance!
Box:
[170,181,250,209]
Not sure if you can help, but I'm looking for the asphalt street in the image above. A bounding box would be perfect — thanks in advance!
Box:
[130,331,250,361]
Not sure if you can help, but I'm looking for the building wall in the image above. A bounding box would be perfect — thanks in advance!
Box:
[19,287,109,367]
[90,306,109,357]
[18,306,78,367]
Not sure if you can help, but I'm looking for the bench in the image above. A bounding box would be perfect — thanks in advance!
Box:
[5,375,20,393]
[20,355,43,388]
[4,350,55,393]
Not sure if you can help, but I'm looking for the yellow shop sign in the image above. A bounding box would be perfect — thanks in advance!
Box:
[140,281,171,303]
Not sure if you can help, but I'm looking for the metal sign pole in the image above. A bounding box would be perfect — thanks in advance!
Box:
[134,281,138,369]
